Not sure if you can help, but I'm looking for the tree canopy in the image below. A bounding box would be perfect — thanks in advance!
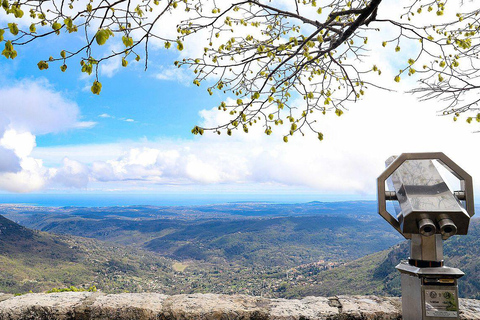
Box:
[1,0,479,140]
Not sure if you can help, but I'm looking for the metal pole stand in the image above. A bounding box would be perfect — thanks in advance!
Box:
[397,234,464,320]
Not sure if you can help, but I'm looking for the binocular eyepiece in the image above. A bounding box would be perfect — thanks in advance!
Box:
[417,218,457,238]
[438,218,457,238]
[417,218,436,237]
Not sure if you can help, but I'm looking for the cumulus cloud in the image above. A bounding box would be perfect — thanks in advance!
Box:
[0,147,21,173]
[0,79,94,134]
[2,75,480,196]
[30,85,480,197]
[0,79,96,192]
[0,129,49,192]
[51,158,90,188]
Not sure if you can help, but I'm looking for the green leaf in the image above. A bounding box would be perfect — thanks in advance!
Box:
[13,7,23,18]
[95,29,109,45]
[135,5,143,17]
[1,40,17,59]
[52,22,62,31]
[176,40,184,51]
[37,60,49,70]
[91,81,102,95]
[122,36,133,47]
[64,17,73,28]
[8,23,18,35]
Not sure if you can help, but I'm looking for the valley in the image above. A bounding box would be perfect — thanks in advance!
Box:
[0,201,478,299]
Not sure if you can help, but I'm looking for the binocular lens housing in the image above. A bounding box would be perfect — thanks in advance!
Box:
[417,218,458,237]
[418,218,436,237]
[438,218,457,237]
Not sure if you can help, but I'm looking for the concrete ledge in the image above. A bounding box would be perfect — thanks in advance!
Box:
[0,293,478,319]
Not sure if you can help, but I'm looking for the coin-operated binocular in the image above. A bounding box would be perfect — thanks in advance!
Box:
[378,152,475,320]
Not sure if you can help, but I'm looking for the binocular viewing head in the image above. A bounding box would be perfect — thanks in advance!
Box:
[378,153,474,240]
[377,152,474,320]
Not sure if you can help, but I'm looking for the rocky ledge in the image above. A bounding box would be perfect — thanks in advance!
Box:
[0,292,479,320]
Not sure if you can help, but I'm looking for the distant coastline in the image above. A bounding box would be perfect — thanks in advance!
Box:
[0,193,373,207]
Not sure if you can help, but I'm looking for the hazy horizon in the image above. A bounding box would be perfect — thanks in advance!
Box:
[0,192,377,207]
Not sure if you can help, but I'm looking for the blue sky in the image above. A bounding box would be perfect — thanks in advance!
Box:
[1,34,215,146]
[0,1,479,203]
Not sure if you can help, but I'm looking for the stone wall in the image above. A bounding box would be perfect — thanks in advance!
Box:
[0,292,479,320]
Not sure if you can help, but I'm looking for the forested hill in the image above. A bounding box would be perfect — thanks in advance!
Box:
[1,202,479,298]
[0,214,176,294]
[1,202,401,268]
[281,218,480,299]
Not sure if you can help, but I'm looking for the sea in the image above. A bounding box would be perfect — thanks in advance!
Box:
[0,193,370,207]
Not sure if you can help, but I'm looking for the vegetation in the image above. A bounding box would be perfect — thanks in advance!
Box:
[0,214,177,294]
[281,218,480,299]
[46,285,97,293]
[1,1,480,139]
[1,203,479,299]
[2,203,402,268]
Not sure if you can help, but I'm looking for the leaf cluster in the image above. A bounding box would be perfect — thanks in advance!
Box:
[1,0,480,139]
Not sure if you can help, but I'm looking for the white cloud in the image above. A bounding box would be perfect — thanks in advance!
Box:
[96,113,137,124]
[0,79,96,192]
[73,121,97,129]
[0,147,21,173]
[51,158,90,188]
[0,79,93,134]
[30,86,480,197]
[0,130,36,158]
[154,65,192,85]
[100,56,122,78]
[0,129,49,192]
